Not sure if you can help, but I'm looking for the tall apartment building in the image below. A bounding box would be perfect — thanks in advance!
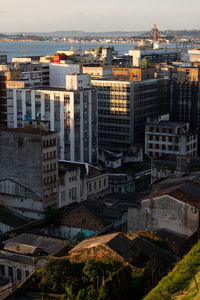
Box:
[8,74,98,163]
[0,126,58,219]
[0,69,24,128]
[91,78,168,151]
[15,62,49,87]
[170,66,200,153]
[145,117,197,158]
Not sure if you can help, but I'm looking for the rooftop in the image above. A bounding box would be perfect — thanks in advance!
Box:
[142,183,200,209]
[3,233,64,256]
[69,232,134,261]
[106,161,151,176]
[0,127,56,136]
[147,121,188,128]
[59,160,105,178]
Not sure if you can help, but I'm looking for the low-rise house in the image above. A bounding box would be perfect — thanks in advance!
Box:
[46,205,106,240]
[128,182,200,238]
[151,155,200,183]
[0,233,65,286]
[58,161,108,208]
[42,193,140,240]
[106,162,151,194]
[68,233,134,263]
[68,232,177,274]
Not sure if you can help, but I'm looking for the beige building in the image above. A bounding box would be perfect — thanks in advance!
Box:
[58,161,108,208]
[128,182,200,237]
[82,65,112,79]
[0,233,64,286]
[145,118,197,158]
[172,66,200,82]
[112,67,155,81]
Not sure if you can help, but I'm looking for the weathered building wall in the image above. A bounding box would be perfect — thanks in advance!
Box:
[128,195,199,237]
[112,67,155,81]
[61,207,104,231]
[0,131,43,198]
[87,173,108,196]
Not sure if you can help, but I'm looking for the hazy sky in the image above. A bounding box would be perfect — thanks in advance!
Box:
[1,0,200,32]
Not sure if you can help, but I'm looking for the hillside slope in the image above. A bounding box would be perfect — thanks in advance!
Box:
[144,240,200,300]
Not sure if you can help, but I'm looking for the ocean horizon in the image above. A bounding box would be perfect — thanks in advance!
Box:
[0,41,136,62]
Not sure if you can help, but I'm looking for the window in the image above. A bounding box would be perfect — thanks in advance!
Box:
[61,191,65,202]
[94,182,96,190]
[72,188,77,199]
[99,180,101,188]
[8,267,13,280]
[89,184,91,192]
[175,137,179,143]
[104,178,106,187]
[25,270,30,278]
[17,269,22,281]
[0,264,5,276]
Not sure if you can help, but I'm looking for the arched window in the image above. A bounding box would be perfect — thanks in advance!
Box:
[17,269,21,281]
[25,270,30,278]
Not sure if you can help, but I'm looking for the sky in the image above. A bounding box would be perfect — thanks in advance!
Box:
[1,0,200,32]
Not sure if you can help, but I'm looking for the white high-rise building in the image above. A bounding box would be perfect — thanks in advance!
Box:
[8,74,98,164]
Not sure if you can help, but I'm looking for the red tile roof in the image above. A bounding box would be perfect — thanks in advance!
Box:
[141,187,200,209]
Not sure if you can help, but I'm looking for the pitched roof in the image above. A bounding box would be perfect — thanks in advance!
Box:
[3,233,64,255]
[4,242,42,255]
[59,160,105,178]
[69,232,134,262]
[70,233,119,252]
[142,183,200,209]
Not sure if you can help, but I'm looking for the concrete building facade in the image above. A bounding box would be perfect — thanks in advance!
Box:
[129,49,183,67]
[49,63,80,87]
[145,120,197,158]
[92,78,168,151]
[59,160,108,208]
[128,188,200,237]
[7,75,98,163]
[0,127,58,219]
[112,67,155,81]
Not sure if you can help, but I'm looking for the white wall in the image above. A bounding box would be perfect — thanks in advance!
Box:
[49,64,80,87]
[66,74,90,90]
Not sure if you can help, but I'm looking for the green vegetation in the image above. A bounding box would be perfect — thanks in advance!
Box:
[16,245,20,251]
[144,240,200,300]
[141,58,149,67]
[30,258,148,299]
[35,258,121,299]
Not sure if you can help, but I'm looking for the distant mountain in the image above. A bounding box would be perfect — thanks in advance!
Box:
[5,31,142,38]
[2,30,200,39]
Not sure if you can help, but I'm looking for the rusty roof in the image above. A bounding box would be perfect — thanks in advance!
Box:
[142,183,200,209]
